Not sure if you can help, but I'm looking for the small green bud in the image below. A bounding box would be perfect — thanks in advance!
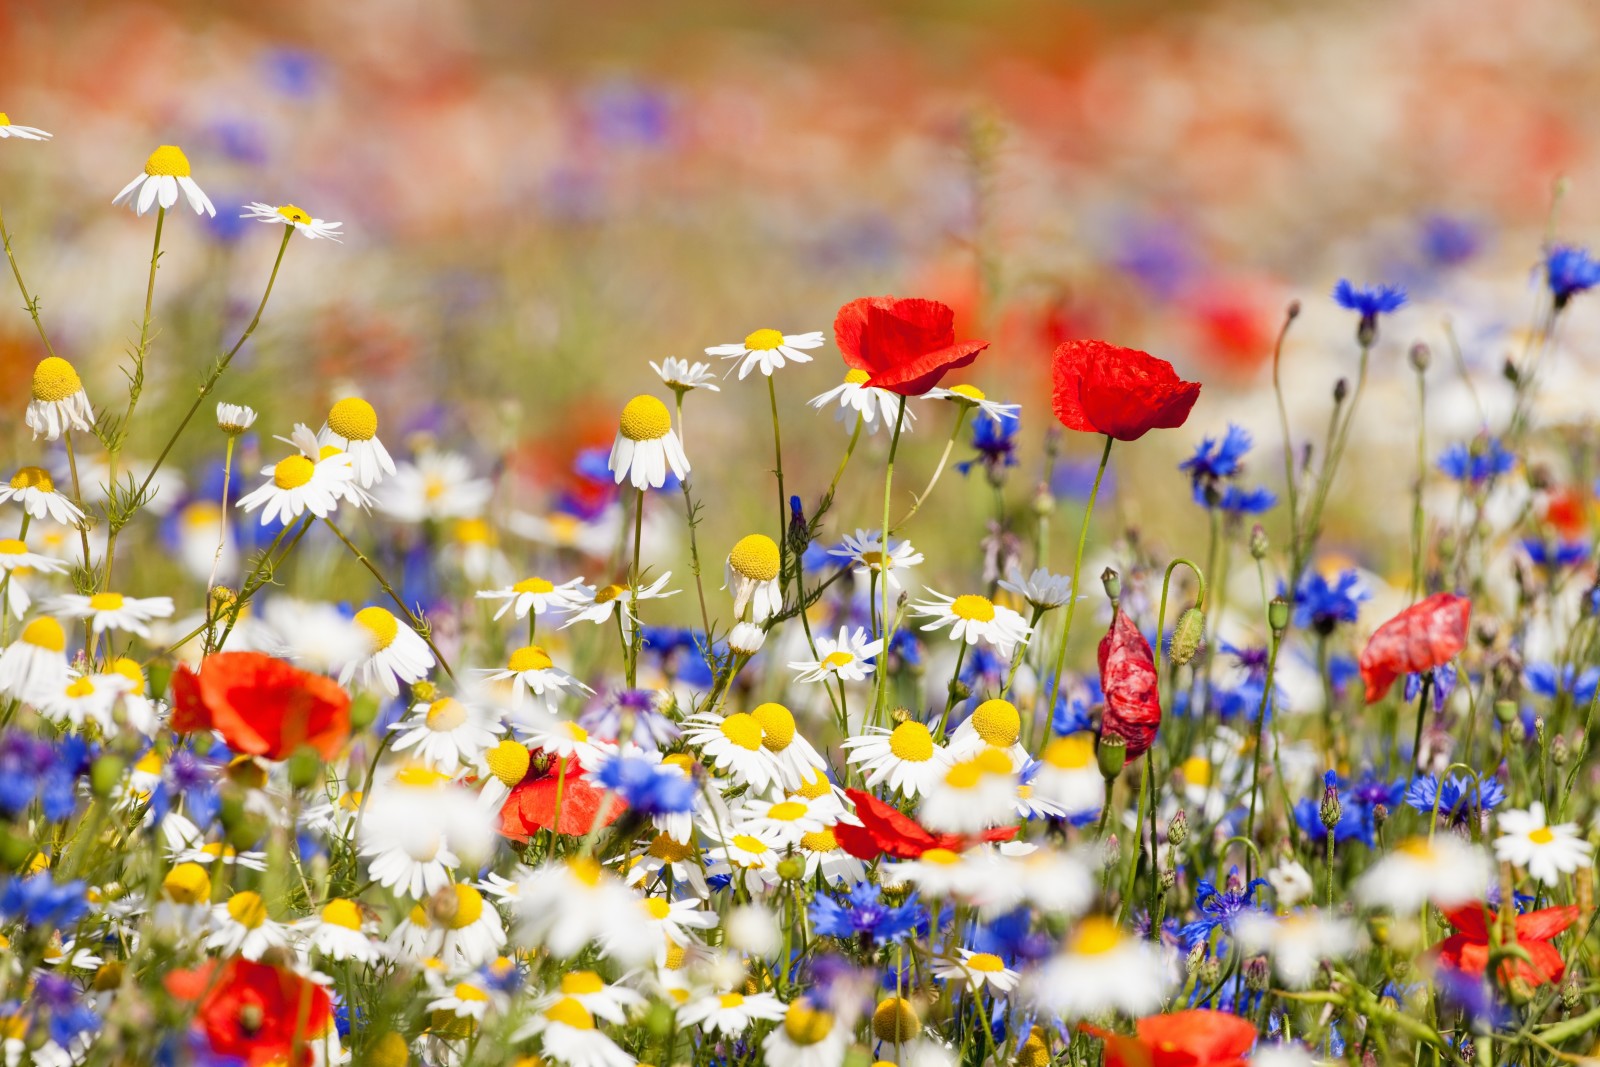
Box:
[225,812,268,853]
[1494,699,1518,725]
[218,794,248,832]
[1552,734,1571,767]
[1097,732,1127,780]
[147,661,172,702]
[776,856,805,882]
[1170,607,1205,666]
[645,1001,676,1038]
[1159,867,1176,893]
[349,692,381,730]
[1268,596,1290,633]
[410,680,440,704]
[1031,485,1055,518]
[1101,567,1121,604]
[1409,342,1431,374]
[1167,808,1189,848]
[1248,524,1269,560]
[287,746,323,791]
[89,755,126,798]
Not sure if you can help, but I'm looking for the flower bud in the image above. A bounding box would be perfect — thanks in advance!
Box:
[1101,834,1120,870]
[1408,342,1431,373]
[1372,803,1389,831]
[1333,377,1350,404]
[1101,567,1121,604]
[776,856,806,883]
[349,692,381,730]
[1356,315,1378,348]
[1494,699,1518,725]
[1249,524,1269,560]
[1097,732,1127,780]
[1319,782,1343,832]
[1503,358,1519,384]
[1268,596,1290,634]
[1286,299,1302,320]
[89,755,126,798]
[1553,734,1571,767]
[1186,942,1206,974]
[1244,956,1271,992]
[1159,867,1176,893]
[1031,485,1055,519]
[946,678,971,704]
[1167,808,1189,848]
[1169,607,1205,667]
[410,680,440,704]
[287,746,323,791]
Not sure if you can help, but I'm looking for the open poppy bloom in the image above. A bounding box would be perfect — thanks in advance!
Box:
[833,296,990,395]
[1357,592,1471,703]
[1434,903,1576,987]
[834,787,1017,860]
[498,756,627,840]
[1051,339,1202,441]
[171,651,352,761]
[1082,1009,1257,1067]
[1099,607,1161,759]
[165,956,333,1067]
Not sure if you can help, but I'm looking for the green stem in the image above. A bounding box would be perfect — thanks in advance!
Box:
[1043,435,1114,725]
[627,488,644,686]
[323,517,456,681]
[893,406,968,531]
[871,400,908,721]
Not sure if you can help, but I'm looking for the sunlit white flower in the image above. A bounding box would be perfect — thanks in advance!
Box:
[725,533,783,621]
[47,591,173,638]
[997,563,1077,611]
[841,720,951,799]
[727,621,767,656]
[1029,734,1104,817]
[0,616,71,703]
[797,825,866,885]
[113,145,215,216]
[705,825,787,892]
[1026,916,1168,1018]
[236,435,355,525]
[25,357,94,442]
[0,467,85,526]
[1235,911,1358,988]
[918,747,1018,834]
[789,626,882,685]
[0,114,51,141]
[707,328,825,380]
[736,794,830,847]
[809,369,914,434]
[295,898,386,964]
[477,644,594,713]
[516,857,655,967]
[884,846,993,900]
[216,402,257,434]
[652,357,721,393]
[976,843,1096,918]
[518,719,613,767]
[829,529,924,591]
[563,573,679,636]
[933,949,1020,995]
[205,891,291,960]
[359,767,497,899]
[910,590,1031,658]
[680,990,788,1034]
[547,970,648,1024]
[946,698,1028,767]
[1494,803,1594,886]
[257,597,369,674]
[925,383,1020,424]
[242,202,343,241]
[390,695,503,774]
[390,881,507,969]
[427,979,502,1022]
[37,671,134,733]
[341,606,435,697]
[0,538,68,619]
[608,394,689,490]
[1267,860,1315,908]
[311,397,396,491]
[625,893,719,962]
[763,1000,853,1067]
[683,711,785,794]
[1354,836,1492,910]
[376,450,492,522]
[476,575,586,622]
[514,997,635,1067]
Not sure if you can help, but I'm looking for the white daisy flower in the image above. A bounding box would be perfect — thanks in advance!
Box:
[763,1000,853,1067]
[236,438,355,526]
[0,538,68,619]
[829,529,924,592]
[518,718,613,767]
[0,114,51,140]
[1025,916,1168,1019]
[609,394,690,490]
[1267,860,1315,909]
[883,846,993,900]
[789,625,882,684]
[37,672,133,733]
[0,616,71,702]
[475,575,587,622]
[735,794,830,847]
[809,369,914,434]
[925,383,1020,424]
[376,450,492,523]
[1354,835,1492,911]
[477,644,594,712]
[25,358,94,442]
[933,949,1020,996]
[1030,734,1104,817]
[113,145,215,217]
[704,826,786,893]
[910,590,1032,658]
[389,695,503,774]
[683,712,785,794]
[975,843,1096,918]
[295,898,386,964]
[946,698,1027,767]
[917,747,1018,835]
[514,997,635,1067]
[1494,803,1594,886]
[707,328,825,380]
[205,891,291,960]
[997,563,1077,611]
[562,573,679,636]
[216,402,257,434]
[1235,911,1358,989]
[516,857,655,967]
[0,467,85,526]
[359,768,497,899]
[626,894,719,960]
[797,825,867,885]
[679,990,788,1034]
[549,970,648,1024]
[241,202,344,241]
[47,592,173,638]
[624,832,710,900]
[100,656,163,737]
[651,357,721,393]
[427,980,501,1022]
[390,882,508,969]
[318,397,397,488]
[841,720,952,799]
[341,606,435,697]
[257,597,369,674]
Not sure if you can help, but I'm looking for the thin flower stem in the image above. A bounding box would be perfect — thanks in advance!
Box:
[206,436,238,597]
[0,203,58,359]
[672,394,714,659]
[935,641,969,743]
[826,413,865,502]
[61,430,93,583]
[871,400,908,721]
[1044,435,1113,726]
[1410,364,1427,600]
[767,375,788,576]
[323,516,456,681]
[892,406,968,531]
[627,488,645,686]
[1244,628,1282,844]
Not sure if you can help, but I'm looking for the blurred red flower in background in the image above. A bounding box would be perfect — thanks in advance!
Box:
[833,296,990,395]
[1434,903,1576,987]
[171,651,351,761]
[1082,1009,1258,1067]
[835,787,1017,860]
[166,957,332,1067]
[1358,592,1471,703]
[1052,339,1202,440]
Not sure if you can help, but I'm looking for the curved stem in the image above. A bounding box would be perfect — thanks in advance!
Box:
[323,516,455,681]
[1043,435,1114,727]
[766,376,788,576]
[892,406,968,531]
[1153,557,1208,680]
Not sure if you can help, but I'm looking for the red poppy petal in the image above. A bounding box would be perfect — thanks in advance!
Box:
[502,759,626,837]
[1051,339,1201,440]
[1440,904,1492,940]
[1135,1011,1258,1064]
[1358,593,1471,704]
[1099,607,1162,758]
[1515,905,1579,942]
[864,340,990,395]
[843,788,939,858]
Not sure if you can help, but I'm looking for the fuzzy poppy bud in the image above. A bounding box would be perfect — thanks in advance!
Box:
[776,856,806,883]
[1494,699,1518,725]
[1169,607,1205,666]
[1409,342,1431,373]
[1096,730,1127,781]
[1268,596,1290,634]
[349,692,381,730]
[1249,524,1269,560]
[1167,808,1189,848]
[1101,567,1121,604]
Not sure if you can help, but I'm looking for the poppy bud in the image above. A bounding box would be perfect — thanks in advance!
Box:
[776,856,805,882]
[1097,732,1127,781]
[147,661,172,701]
[218,794,248,831]
[1101,567,1121,604]
[1333,378,1349,404]
[1268,596,1290,634]
[1494,699,1518,725]
[1249,524,1269,560]
[90,755,126,798]
[1409,342,1431,373]
[1167,808,1188,847]
[349,691,381,730]
[287,746,322,791]
[1032,485,1055,518]
[1170,607,1205,666]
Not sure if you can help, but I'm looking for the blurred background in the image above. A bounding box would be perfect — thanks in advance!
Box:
[3,0,1600,605]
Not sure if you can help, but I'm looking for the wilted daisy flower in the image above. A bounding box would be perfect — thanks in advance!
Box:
[475,575,586,622]
[919,747,1018,834]
[478,644,593,712]
[926,383,1021,424]
[563,573,679,635]
[236,437,355,526]
[1354,836,1491,910]
[319,397,396,488]
[1031,734,1104,816]
[1494,803,1593,886]
[609,394,690,490]
[809,369,915,434]
[683,711,785,794]
[47,592,174,638]
[652,357,720,393]
[205,891,291,960]
[1235,911,1357,988]
[241,202,343,241]
[789,625,883,684]
[933,948,1020,996]
[0,467,85,526]
[0,114,51,140]
[707,328,825,379]
[997,563,1077,611]
[295,898,385,964]
[831,530,925,593]
[377,450,492,522]
[113,145,215,216]
[1026,916,1167,1018]
[389,695,503,774]
[340,606,435,697]
[215,403,257,435]
[725,534,783,621]
[841,720,951,799]
[25,358,94,442]
[680,990,789,1034]
[910,590,1032,658]
[0,538,68,618]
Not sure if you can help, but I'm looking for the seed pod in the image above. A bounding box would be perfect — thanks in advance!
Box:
[1097,731,1128,781]
[1268,596,1290,634]
[1169,607,1205,667]
[1101,567,1122,604]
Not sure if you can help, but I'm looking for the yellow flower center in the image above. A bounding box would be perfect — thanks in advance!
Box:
[744,328,785,350]
[355,606,400,651]
[618,395,673,441]
[1530,827,1556,845]
[783,1002,834,1045]
[947,384,987,402]
[648,833,695,862]
[664,942,688,970]
[969,699,1020,747]
[10,466,54,492]
[454,518,492,544]
[945,761,984,790]
[513,577,556,595]
[719,992,746,1009]
[729,534,781,582]
[453,983,490,1003]
[750,701,795,751]
[594,583,627,604]
[327,397,379,441]
[318,444,344,462]
[1071,916,1123,955]
[844,368,870,385]
[731,834,770,857]
[950,594,997,622]
[226,891,269,929]
[1395,837,1436,861]
[394,765,452,788]
[767,801,807,822]
[446,885,485,930]
[563,971,606,995]
[544,997,595,1031]
[0,540,22,556]
[965,952,1004,973]
[276,204,313,226]
[719,712,764,751]
[643,897,671,920]
[796,769,832,799]
[974,746,1013,774]
[22,617,65,652]
[89,592,125,612]
[273,454,315,490]
[822,651,855,670]
[161,862,212,905]
[31,357,82,403]
[64,676,96,698]
[321,899,363,930]
[425,698,467,731]
[135,750,163,774]
[920,847,961,866]
[1181,756,1212,787]
[662,752,697,775]
[0,115,8,127]
[801,828,838,852]
[508,645,554,673]
[1043,734,1095,770]
[144,145,192,178]
[888,721,935,762]
[568,857,603,887]
[485,740,531,787]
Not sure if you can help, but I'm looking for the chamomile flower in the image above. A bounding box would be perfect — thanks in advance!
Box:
[317,397,397,488]
[205,891,291,960]
[48,591,174,639]
[763,1000,853,1067]
[789,626,883,684]
[518,719,613,767]
[516,858,655,967]
[725,534,783,621]
[476,575,586,621]
[515,997,635,1067]
[736,795,830,846]
[1235,911,1358,988]
[392,882,508,969]
[101,656,162,737]
[236,441,354,526]
[37,672,133,733]
[478,644,594,712]
[1494,803,1594,886]
[341,606,435,697]
[0,539,68,619]
[910,590,1031,658]
[934,949,1020,996]
[389,695,503,774]
[609,394,690,490]
[683,712,785,794]
[918,747,1018,834]
[797,826,866,885]
[0,114,51,140]
[925,383,1020,424]
[549,971,647,1024]
[0,617,71,702]
[241,202,344,241]
[215,403,257,434]
[296,899,386,964]
[841,721,951,799]
[258,597,369,674]
[679,990,789,1034]
[976,843,1096,918]
[809,369,915,434]
[376,450,492,522]
[652,357,721,393]
[1354,836,1491,910]
[727,621,767,656]
[624,832,710,899]
[997,563,1077,612]
[359,768,497,898]
[562,573,679,636]
[1026,916,1168,1018]
[25,358,94,442]
[1030,734,1104,816]
[705,826,786,892]
[829,530,924,592]
[0,467,85,526]
[707,328,825,380]
[113,145,215,216]
[947,699,1028,767]
[427,980,500,1022]
[885,847,993,900]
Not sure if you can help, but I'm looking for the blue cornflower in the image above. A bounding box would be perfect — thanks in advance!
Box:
[1181,425,1254,483]
[1437,438,1516,486]
[1545,244,1600,307]
[1212,484,1277,514]
[1051,459,1116,501]
[1403,663,1458,711]
[1221,640,1270,683]
[1332,279,1408,318]
[1047,675,1100,736]
[971,908,1054,965]
[1526,663,1600,705]
[886,628,923,670]
[594,754,697,815]
[0,875,90,930]
[29,973,100,1047]
[1523,538,1589,570]
[1179,868,1271,948]
[0,733,55,817]
[1288,569,1370,634]
[1419,215,1480,269]
[957,412,1020,480]
[809,881,923,946]
[578,689,684,751]
[1403,774,1504,827]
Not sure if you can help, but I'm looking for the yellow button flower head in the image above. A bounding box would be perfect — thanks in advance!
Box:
[242,201,345,241]
[114,145,216,217]
[725,534,783,622]
[318,397,395,488]
[608,394,689,490]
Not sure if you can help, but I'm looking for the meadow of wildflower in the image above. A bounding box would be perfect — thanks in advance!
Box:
[10,1,1600,1066]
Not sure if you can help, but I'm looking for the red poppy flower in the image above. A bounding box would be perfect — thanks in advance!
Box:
[166,957,333,1067]
[1051,339,1202,441]
[1434,903,1576,987]
[171,651,351,761]
[1357,592,1471,703]
[498,756,627,841]
[1099,607,1161,759]
[833,296,990,396]
[1082,1010,1257,1067]
[834,788,1017,861]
